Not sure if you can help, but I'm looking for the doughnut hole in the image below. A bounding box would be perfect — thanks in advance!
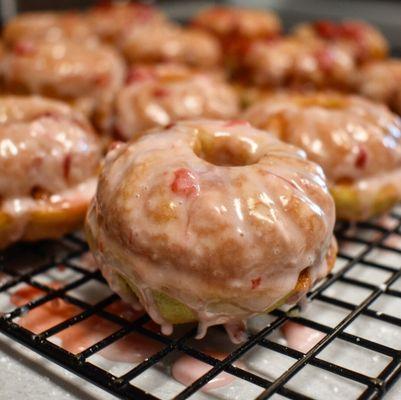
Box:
[193,127,261,166]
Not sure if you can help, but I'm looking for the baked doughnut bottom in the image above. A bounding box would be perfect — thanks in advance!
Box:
[331,168,401,221]
[0,178,96,249]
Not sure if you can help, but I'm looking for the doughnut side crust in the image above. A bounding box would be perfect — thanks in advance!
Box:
[86,119,336,339]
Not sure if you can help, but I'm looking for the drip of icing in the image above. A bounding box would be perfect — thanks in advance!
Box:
[224,321,248,344]
[172,352,236,392]
[281,321,325,353]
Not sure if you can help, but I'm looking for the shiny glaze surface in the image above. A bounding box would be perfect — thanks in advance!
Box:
[241,37,355,89]
[0,39,125,132]
[3,12,97,46]
[120,23,221,69]
[115,64,239,139]
[0,95,101,246]
[358,59,401,115]
[243,92,401,184]
[87,119,335,338]
[293,20,388,63]
[191,6,281,39]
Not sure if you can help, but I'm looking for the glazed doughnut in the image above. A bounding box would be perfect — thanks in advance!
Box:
[293,20,388,63]
[243,92,401,220]
[3,11,97,46]
[115,64,240,140]
[86,2,166,45]
[120,23,221,69]
[0,39,125,134]
[0,95,102,249]
[86,119,336,341]
[238,37,355,90]
[357,59,401,115]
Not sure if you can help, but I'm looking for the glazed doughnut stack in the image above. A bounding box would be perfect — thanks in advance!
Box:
[0,2,400,341]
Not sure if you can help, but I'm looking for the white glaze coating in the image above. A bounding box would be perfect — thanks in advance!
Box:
[0,95,101,247]
[0,39,126,133]
[243,92,401,184]
[115,64,239,139]
[86,119,336,339]
[240,37,355,89]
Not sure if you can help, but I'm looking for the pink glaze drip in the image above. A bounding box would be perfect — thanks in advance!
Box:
[282,321,325,353]
[172,352,236,391]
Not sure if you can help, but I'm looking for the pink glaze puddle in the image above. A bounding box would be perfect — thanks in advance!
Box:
[76,252,98,272]
[282,321,325,353]
[376,215,399,230]
[172,352,237,392]
[99,331,163,363]
[384,234,401,250]
[11,285,163,361]
[11,284,82,335]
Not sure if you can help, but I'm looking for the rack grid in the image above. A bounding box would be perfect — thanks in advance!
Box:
[0,206,400,400]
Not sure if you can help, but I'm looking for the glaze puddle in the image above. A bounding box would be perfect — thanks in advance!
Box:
[172,352,236,392]
[282,321,325,353]
[11,285,163,360]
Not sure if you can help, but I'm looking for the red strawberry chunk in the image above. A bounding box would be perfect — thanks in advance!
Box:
[223,120,250,128]
[315,48,334,72]
[314,20,340,39]
[251,277,261,289]
[171,168,200,198]
[355,146,368,168]
[13,40,36,56]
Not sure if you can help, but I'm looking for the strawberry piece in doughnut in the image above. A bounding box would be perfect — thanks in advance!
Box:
[171,169,200,198]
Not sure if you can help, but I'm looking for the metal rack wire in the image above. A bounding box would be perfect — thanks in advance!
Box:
[0,206,400,400]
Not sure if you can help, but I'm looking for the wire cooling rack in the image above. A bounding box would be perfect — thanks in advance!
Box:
[0,206,400,400]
